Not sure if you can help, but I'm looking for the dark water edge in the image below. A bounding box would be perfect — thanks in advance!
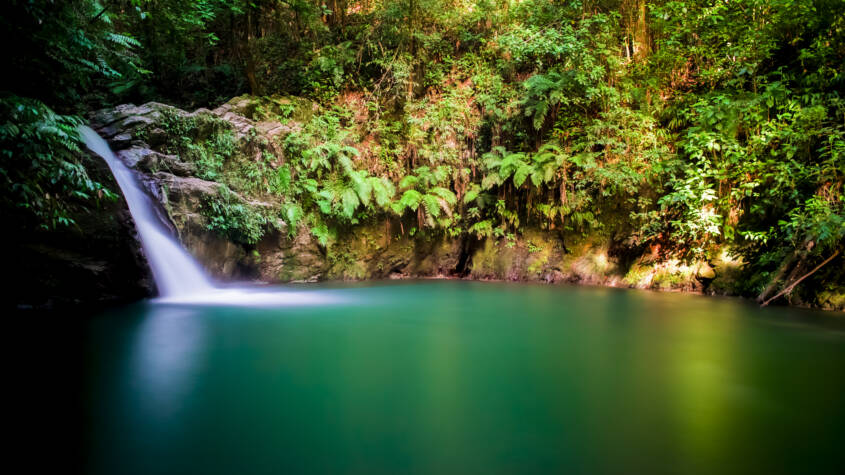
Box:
[11,280,845,474]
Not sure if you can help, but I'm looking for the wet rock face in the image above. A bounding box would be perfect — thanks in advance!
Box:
[257,229,327,283]
[85,98,327,285]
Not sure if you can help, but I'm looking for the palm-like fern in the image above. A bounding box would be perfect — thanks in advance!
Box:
[522,70,569,130]
[392,167,457,227]
[530,144,563,184]
[312,152,396,220]
[480,146,534,189]
[0,97,116,228]
[305,141,360,174]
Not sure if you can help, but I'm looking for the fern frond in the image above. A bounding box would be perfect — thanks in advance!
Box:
[429,187,457,206]
[464,184,481,204]
[340,187,360,218]
[399,175,419,189]
[398,189,423,212]
[513,162,532,187]
[422,194,441,219]
[106,33,141,49]
[369,177,395,208]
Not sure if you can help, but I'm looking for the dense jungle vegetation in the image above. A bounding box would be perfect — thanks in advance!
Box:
[1,0,843,304]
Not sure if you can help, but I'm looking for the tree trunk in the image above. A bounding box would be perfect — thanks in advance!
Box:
[245,9,261,95]
[634,0,650,60]
[407,0,416,99]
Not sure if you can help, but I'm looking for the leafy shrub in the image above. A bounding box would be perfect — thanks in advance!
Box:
[0,96,116,228]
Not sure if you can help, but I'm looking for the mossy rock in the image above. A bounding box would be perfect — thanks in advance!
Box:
[469,229,564,281]
[622,257,700,291]
[220,94,315,123]
[815,287,845,311]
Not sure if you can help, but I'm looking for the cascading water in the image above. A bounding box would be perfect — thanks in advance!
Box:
[79,126,214,298]
[80,125,337,307]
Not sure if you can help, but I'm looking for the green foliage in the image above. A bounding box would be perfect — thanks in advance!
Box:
[202,185,269,245]
[158,109,237,181]
[0,0,143,108]
[0,96,116,228]
[5,0,844,300]
[392,166,456,227]
[782,196,845,253]
[305,42,357,100]
[0,1,145,230]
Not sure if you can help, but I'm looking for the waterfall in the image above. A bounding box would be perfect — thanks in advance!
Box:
[79,125,329,307]
[79,126,214,298]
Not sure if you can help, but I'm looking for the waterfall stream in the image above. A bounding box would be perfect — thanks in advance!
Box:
[80,126,215,298]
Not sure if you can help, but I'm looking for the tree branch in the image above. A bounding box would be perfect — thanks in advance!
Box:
[90,4,110,24]
[761,249,840,307]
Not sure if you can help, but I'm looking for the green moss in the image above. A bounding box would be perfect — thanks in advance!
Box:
[623,259,698,290]
[224,94,314,123]
[327,249,369,280]
[157,109,238,181]
[652,269,691,289]
[526,251,550,276]
[470,239,510,278]
[200,185,272,245]
[276,253,303,281]
[708,249,746,295]
[815,287,845,311]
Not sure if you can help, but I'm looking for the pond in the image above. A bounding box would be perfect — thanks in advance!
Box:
[66,282,845,473]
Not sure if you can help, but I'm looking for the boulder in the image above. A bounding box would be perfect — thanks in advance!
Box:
[696,261,716,280]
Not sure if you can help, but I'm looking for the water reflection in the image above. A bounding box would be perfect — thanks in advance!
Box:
[132,306,208,419]
[668,300,741,465]
[83,282,845,475]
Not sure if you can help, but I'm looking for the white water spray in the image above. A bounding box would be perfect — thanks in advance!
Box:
[80,126,214,298]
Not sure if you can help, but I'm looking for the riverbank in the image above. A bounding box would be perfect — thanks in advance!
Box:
[87,97,843,311]
[8,96,843,311]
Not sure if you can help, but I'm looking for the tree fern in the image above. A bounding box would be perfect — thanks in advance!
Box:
[429,187,457,206]
[340,187,360,218]
[399,175,420,189]
[422,194,442,219]
[369,177,395,208]
[469,220,494,238]
[499,152,527,181]
[464,184,481,204]
[522,71,568,130]
[513,162,533,187]
[531,143,565,186]
[395,189,423,213]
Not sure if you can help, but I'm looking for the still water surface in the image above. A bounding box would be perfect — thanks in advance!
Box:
[81,281,845,474]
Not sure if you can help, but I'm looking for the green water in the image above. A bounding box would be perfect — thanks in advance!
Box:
[76,282,845,474]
